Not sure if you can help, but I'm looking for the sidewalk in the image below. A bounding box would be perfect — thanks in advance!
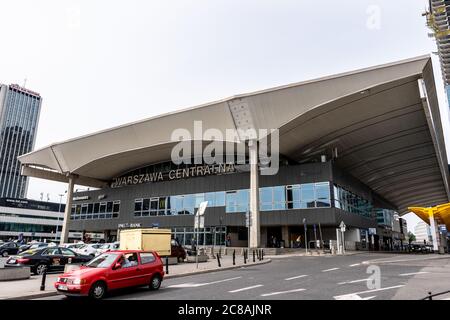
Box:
[0,255,270,300]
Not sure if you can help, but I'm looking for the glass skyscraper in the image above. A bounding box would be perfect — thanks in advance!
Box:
[0,84,41,198]
[425,1,450,106]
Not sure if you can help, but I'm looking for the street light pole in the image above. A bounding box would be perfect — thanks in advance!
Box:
[55,192,66,241]
[219,216,223,256]
[303,218,308,254]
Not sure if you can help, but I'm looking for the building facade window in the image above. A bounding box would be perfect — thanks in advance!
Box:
[131,182,332,217]
[333,184,373,218]
[70,201,120,220]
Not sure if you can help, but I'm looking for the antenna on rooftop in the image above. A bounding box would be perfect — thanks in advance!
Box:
[23,78,27,88]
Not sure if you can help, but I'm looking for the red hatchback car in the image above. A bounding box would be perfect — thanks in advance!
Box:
[54,250,164,299]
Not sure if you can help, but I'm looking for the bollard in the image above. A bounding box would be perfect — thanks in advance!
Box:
[262,249,264,260]
[253,250,255,263]
[40,266,47,291]
[216,253,221,267]
[165,257,169,275]
[244,250,247,264]
[233,250,236,265]
[428,292,433,300]
[258,249,261,261]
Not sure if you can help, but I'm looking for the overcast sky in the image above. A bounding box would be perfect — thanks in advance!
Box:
[0,0,445,232]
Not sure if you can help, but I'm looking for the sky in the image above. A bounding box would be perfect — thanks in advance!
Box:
[0,0,446,233]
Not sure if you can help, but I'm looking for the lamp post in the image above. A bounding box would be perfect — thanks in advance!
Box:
[219,216,223,256]
[55,191,67,242]
[303,218,308,254]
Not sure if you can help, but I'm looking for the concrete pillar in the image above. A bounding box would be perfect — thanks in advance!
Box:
[281,226,289,248]
[429,210,439,252]
[249,140,260,249]
[60,176,76,245]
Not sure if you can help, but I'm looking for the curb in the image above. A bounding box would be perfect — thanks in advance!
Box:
[4,259,272,300]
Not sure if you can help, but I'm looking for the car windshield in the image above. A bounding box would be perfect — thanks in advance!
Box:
[85,253,119,268]
[100,244,110,249]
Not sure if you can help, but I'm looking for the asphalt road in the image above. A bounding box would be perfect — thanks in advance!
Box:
[38,253,450,300]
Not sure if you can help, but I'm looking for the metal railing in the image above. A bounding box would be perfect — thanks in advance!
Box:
[422,290,450,300]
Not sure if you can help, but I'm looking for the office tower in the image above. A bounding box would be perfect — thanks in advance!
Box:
[0,84,41,198]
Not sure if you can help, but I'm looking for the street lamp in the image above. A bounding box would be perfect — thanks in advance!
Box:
[55,191,67,242]
[219,216,223,256]
[303,218,308,254]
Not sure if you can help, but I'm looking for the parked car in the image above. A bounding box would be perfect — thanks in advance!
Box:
[0,242,20,257]
[5,247,93,275]
[170,239,186,262]
[60,242,85,250]
[19,242,48,253]
[75,244,104,257]
[54,250,164,299]
[96,242,120,255]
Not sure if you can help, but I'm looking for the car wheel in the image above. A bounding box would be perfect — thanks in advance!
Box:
[89,281,107,300]
[35,264,47,275]
[149,274,162,290]
[1,251,8,257]
[177,256,183,263]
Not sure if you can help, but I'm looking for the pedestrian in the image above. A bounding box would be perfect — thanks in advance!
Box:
[226,234,231,247]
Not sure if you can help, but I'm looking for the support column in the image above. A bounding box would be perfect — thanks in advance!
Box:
[60,176,76,245]
[249,140,260,249]
[429,210,439,252]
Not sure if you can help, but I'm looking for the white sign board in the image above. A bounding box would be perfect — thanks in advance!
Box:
[339,221,346,232]
[194,216,205,229]
[197,201,208,216]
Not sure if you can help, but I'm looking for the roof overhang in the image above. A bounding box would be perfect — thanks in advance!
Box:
[19,55,450,214]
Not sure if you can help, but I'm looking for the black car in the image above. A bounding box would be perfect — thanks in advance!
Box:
[18,242,48,253]
[5,247,93,275]
[0,242,20,257]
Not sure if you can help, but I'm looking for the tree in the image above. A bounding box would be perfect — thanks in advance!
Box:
[407,231,416,244]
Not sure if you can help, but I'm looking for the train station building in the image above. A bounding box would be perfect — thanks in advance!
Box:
[17,55,450,249]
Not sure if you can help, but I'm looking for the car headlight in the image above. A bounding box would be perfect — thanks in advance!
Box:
[72,278,86,285]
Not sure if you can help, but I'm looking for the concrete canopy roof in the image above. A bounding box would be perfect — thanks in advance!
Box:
[19,55,450,214]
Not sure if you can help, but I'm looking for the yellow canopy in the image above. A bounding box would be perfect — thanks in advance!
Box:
[408,202,450,231]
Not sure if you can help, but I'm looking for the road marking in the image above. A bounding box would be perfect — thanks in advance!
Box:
[349,263,361,267]
[322,267,340,272]
[261,288,306,297]
[229,285,263,293]
[284,275,308,281]
[167,276,242,288]
[333,285,404,300]
[334,294,376,300]
[399,271,429,277]
[338,278,370,285]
